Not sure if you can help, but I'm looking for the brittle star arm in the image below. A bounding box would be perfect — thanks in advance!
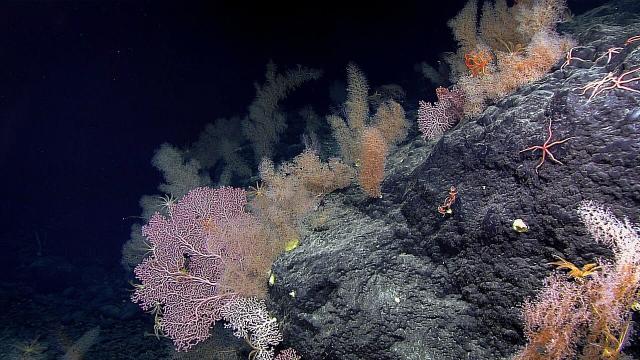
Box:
[595,47,623,65]
[626,35,640,46]
[575,68,640,102]
[560,46,589,71]
[543,137,575,165]
[614,67,640,93]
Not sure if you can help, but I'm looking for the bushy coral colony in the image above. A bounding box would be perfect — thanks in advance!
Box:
[124,0,640,359]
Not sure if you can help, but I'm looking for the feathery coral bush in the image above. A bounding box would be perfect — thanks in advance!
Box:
[212,213,279,298]
[328,63,370,166]
[328,63,408,197]
[251,150,352,249]
[242,61,322,162]
[190,117,251,185]
[516,201,640,359]
[478,0,523,53]
[516,274,590,360]
[515,0,569,41]
[284,150,354,195]
[578,201,640,359]
[447,0,480,79]
[372,99,409,146]
[446,0,574,117]
[152,143,211,198]
[457,30,573,116]
[253,159,316,247]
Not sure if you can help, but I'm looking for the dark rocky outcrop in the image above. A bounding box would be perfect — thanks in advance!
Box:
[269,1,640,358]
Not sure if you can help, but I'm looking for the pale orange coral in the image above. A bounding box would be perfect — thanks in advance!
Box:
[358,127,387,198]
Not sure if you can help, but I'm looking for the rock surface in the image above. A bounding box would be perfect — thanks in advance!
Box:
[269,1,640,358]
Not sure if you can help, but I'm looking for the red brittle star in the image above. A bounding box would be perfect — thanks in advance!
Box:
[576,67,640,102]
[519,119,575,174]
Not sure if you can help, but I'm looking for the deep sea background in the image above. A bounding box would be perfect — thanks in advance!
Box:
[0,0,612,358]
[1,0,477,286]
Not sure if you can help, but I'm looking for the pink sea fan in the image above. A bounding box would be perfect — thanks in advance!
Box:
[131,186,246,351]
[417,86,465,140]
